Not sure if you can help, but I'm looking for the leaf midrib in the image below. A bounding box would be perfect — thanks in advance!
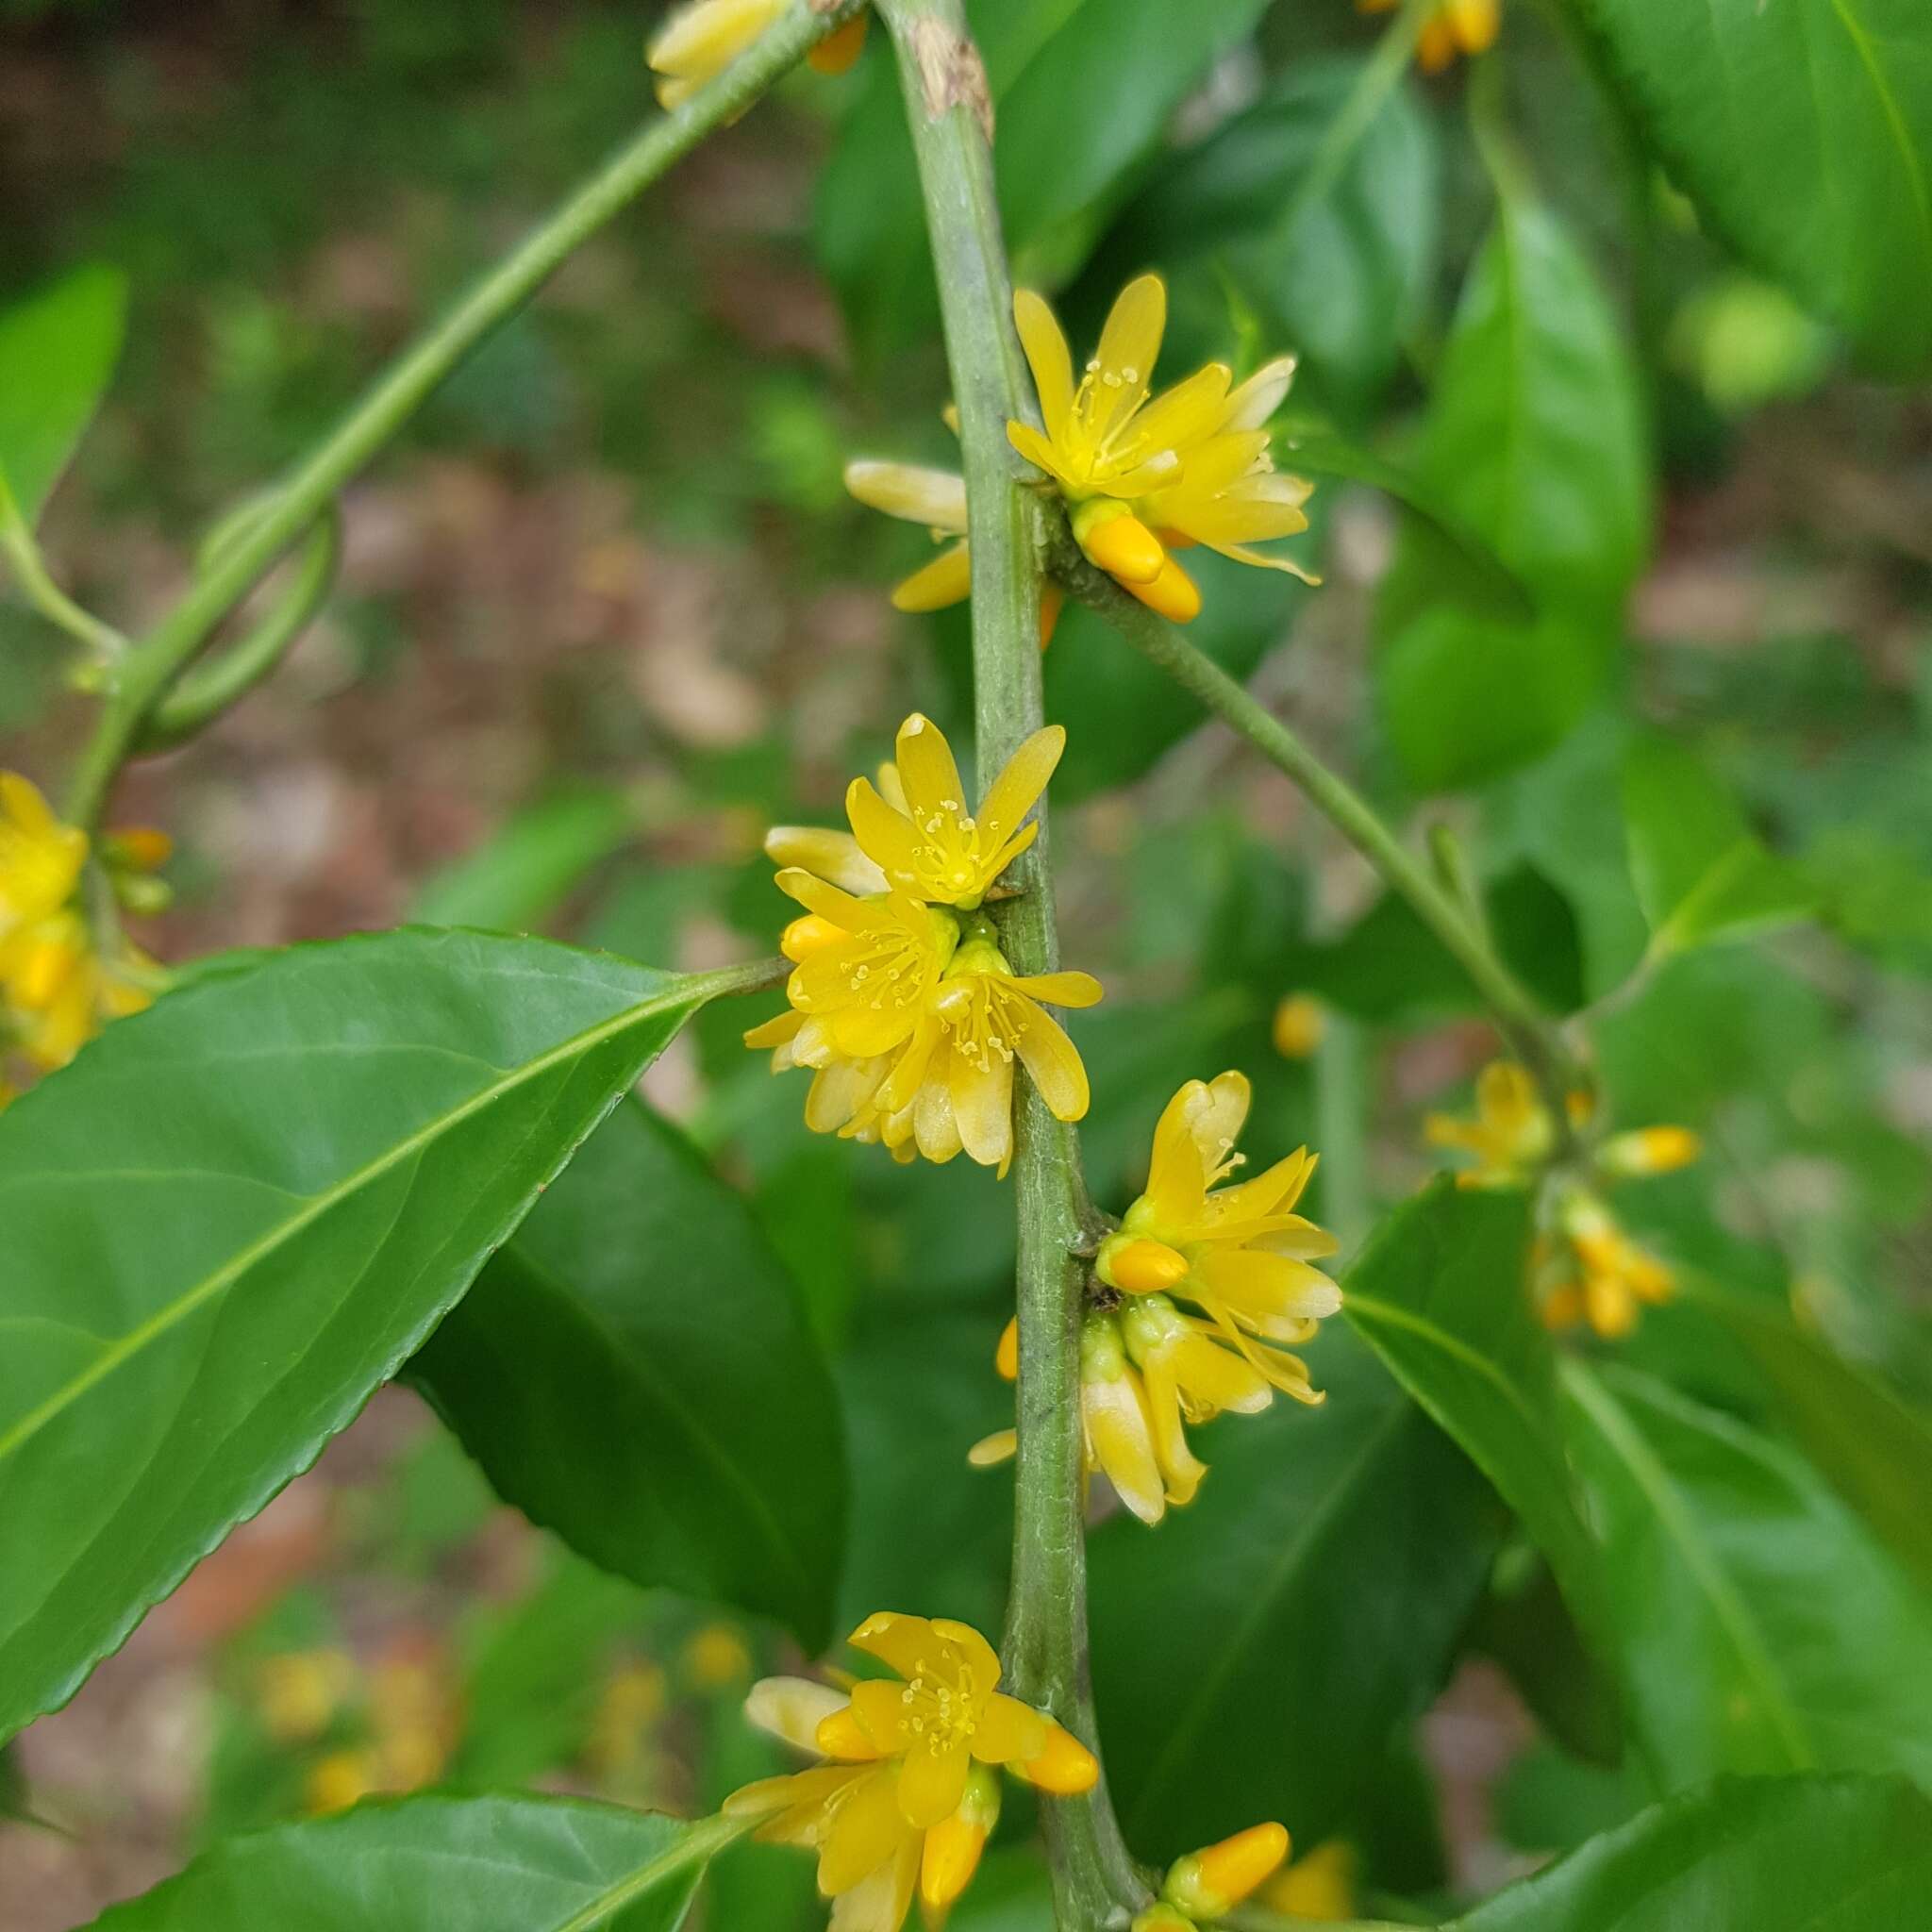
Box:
[1559,1357,1815,1770]
[1124,1398,1412,1836]
[0,973,722,1467]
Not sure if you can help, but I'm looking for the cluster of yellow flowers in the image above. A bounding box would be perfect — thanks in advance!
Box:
[724,1612,1294,1932]
[744,711,1100,1174]
[0,772,163,1104]
[647,0,868,108]
[1361,0,1501,75]
[1426,1060,1702,1339]
[974,1074,1341,1523]
[724,1613,1096,1929]
[849,275,1317,632]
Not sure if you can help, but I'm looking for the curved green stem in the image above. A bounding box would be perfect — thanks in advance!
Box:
[0,494,125,662]
[61,0,867,830]
[877,1,1143,1924]
[1049,537,1584,1117]
[139,507,341,750]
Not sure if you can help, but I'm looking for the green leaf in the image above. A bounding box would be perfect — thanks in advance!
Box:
[1283,431,1530,622]
[1622,736,1816,954]
[0,262,126,529]
[78,1794,735,1930]
[1090,1326,1504,1862]
[815,0,1271,360]
[1093,56,1439,414]
[1376,198,1649,791]
[1447,1772,1932,1929]
[410,1098,847,1649]
[0,929,756,1744]
[1561,1361,1932,1790]
[1681,1280,1932,1599]
[410,787,635,932]
[1342,1183,1612,1670]
[1571,0,1932,377]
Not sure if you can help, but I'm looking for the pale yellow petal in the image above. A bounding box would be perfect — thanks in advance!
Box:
[1012,1002,1090,1123]
[843,458,968,533]
[820,1765,912,1895]
[765,825,890,894]
[891,541,973,611]
[1220,356,1297,432]
[745,1675,849,1754]
[1091,273,1167,439]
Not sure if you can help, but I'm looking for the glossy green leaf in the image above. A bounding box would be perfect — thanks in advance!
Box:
[0,262,126,529]
[79,1794,734,1930]
[1682,1279,1932,1598]
[1623,737,1816,954]
[411,787,635,932]
[411,1098,847,1648]
[0,929,758,1744]
[815,0,1270,359]
[1561,1360,1932,1790]
[1377,197,1649,791]
[1343,1182,1611,1666]
[1283,431,1529,621]
[1093,57,1439,413]
[1447,1772,1932,1930]
[1091,1324,1503,1861]
[1572,0,1932,376]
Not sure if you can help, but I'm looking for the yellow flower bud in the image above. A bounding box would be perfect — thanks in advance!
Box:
[805,12,868,75]
[1127,554,1202,624]
[1098,1233,1191,1296]
[1020,1720,1100,1795]
[1073,500,1168,586]
[1598,1124,1702,1176]
[1164,1822,1291,1919]
[1133,1908,1197,1932]
[995,1315,1019,1381]
[921,1765,1000,1915]
[1271,992,1325,1058]
[779,912,846,963]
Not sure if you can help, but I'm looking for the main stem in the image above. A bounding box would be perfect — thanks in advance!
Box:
[1051,542,1583,1114]
[878,3,1141,1924]
[62,0,866,830]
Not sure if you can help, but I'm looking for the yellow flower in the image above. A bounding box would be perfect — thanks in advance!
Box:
[1271,991,1326,1059]
[1008,275,1318,621]
[1424,1060,1554,1187]
[647,0,867,110]
[976,1074,1338,1521]
[1105,1073,1341,1393]
[746,718,1099,1174]
[0,771,87,934]
[1360,0,1500,75]
[1164,1823,1292,1921]
[0,773,161,1080]
[724,1615,1096,1932]
[844,713,1063,911]
[1261,1838,1358,1921]
[842,458,1064,646]
[1536,1191,1676,1341]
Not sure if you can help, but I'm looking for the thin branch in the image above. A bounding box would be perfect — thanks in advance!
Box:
[61,0,868,830]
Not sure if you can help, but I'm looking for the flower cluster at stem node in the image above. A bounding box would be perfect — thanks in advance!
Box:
[974,1072,1341,1522]
[0,772,166,1104]
[845,273,1317,634]
[1425,1058,1702,1339]
[745,713,1100,1174]
[724,1612,1096,1932]
[1361,0,1501,75]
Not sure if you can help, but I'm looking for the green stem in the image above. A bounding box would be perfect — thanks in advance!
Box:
[60,0,867,830]
[877,2,1141,1925]
[1050,542,1582,1114]
[1274,0,1438,241]
[0,499,125,662]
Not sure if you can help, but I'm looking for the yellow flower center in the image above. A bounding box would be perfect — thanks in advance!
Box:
[891,1656,987,1758]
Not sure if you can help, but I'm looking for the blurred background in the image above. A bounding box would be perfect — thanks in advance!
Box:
[2,0,1927,1925]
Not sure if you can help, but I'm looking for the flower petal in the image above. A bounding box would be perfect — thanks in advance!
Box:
[1220,355,1297,432]
[843,458,968,533]
[891,541,974,612]
[950,1045,1014,1171]
[848,1610,940,1680]
[975,725,1064,855]
[765,825,890,894]
[970,1691,1051,1765]
[820,1764,913,1895]
[893,712,966,824]
[745,1675,850,1754]
[1008,969,1104,1008]
[844,778,926,890]
[1014,289,1075,441]
[1091,273,1167,441]
[1012,1002,1090,1123]
[829,1830,920,1932]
